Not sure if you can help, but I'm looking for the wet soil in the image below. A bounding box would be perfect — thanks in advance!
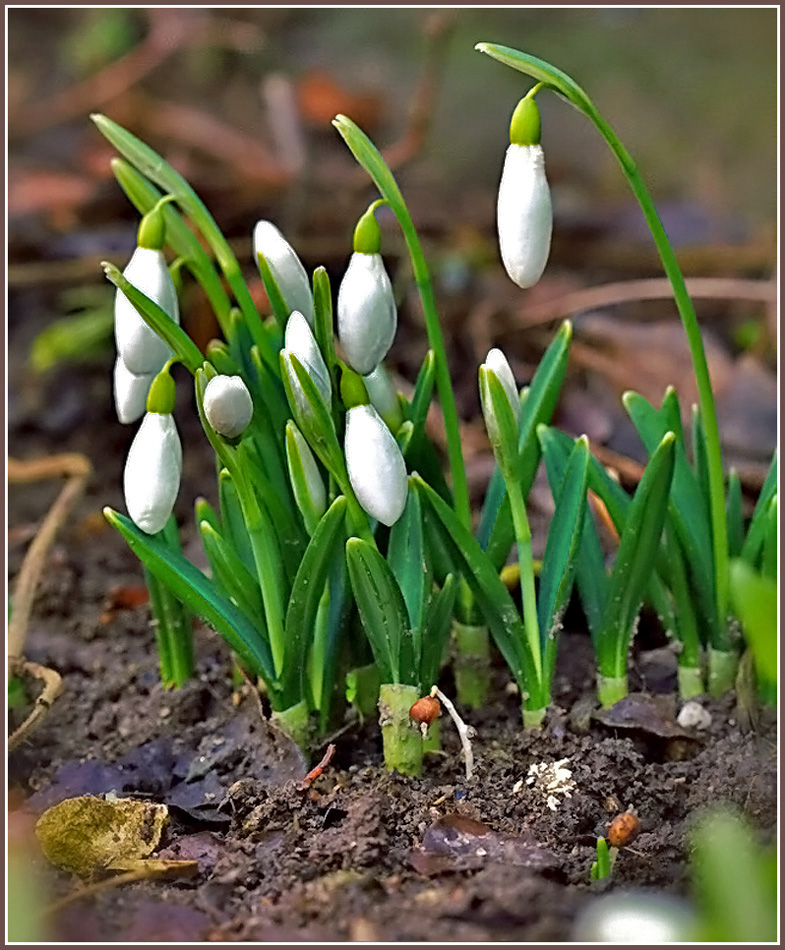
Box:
[8,415,778,941]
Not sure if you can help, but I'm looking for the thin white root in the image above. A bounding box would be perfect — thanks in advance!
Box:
[430,685,475,780]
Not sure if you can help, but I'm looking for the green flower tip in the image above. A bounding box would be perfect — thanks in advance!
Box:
[340,366,369,409]
[137,196,175,250]
[353,203,383,254]
[146,362,176,414]
[510,96,541,146]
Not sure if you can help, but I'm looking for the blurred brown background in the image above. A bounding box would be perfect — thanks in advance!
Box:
[8,7,777,512]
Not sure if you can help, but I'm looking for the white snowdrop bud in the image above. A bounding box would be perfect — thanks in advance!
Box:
[497,97,553,290]
[113,356,155,425]
[284,310,332,406]
[345,404,407,527]
[253,220,314,327]
[114,247,180,375]
[203,374,254,439]
[363,364,403,433]
[572,891,698,943]
[337,252,397,376]
[483,348,521,422]
[123,411,182,535]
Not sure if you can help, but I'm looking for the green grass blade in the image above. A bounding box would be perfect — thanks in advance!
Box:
[726,469,744,559]
[105,507,274,683]
[199,520,265,626]
[388,484,429,650]
[218,468,256,575]
[729,560,777,687]
[420,574,457,690]
[740,451,777,566]
[346,537,409,685]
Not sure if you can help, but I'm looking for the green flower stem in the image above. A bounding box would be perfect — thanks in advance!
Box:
[378,683,423,776]
[597,673,628,709]
[506,480,543,685]
[522,706,547,729]
[678,665,705,701]
[708,646,738,698]
[452,619,491,709]
[271,698,312,751]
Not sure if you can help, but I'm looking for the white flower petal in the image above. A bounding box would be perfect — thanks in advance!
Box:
[113,357,155,425]
[124,412,182,534]
[484,348,521,421]
[497,143,553,289]
[363,364,403,432]
[284,310,332,405]
[203,375,254,438]
[253,220,314,326]
[345,405,407,527]
[337,252,397,376]
[114,247,179,375]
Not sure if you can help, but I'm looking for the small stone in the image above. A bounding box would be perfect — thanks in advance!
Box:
[676,701,712,731]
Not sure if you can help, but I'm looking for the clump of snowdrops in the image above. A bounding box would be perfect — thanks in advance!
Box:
[97,42,775,773]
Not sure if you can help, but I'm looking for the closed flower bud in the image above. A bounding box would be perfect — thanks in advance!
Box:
[345,404,407,527]
[284,310,332,406]
[113,356,155,425]
[286,422,327,534]
[253,221,314,326]
[497,97,552,289]
[483,348,521,422]
[203,374,254,439]
[114,247,180,375]
[123,411,182,534]
[337,252,397,375]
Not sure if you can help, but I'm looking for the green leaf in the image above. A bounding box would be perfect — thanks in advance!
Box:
[537,436,589,655]
[420,574,457,690]
[283,497,348,702]
[413,476,534,693]
[199,521,265,627]
[346,538,409,685]
[761,495,777,581]
[388,484,429,677]
[218,469,256,575]
[726,469,744,559]
[313,266,338,388]
[401,350,452,503]
[740,451,777,567]
[729,560,776,686]
[596,432,676,678]
[691,401,711,525]
[105,507,274,684]
[102,262,203,373]
[481,320,572,566]
[255,249,291,333]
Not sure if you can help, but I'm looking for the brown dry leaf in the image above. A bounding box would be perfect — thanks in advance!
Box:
[296,69,383,130]
[35,796,168,880]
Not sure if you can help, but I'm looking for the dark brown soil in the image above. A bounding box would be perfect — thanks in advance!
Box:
[8,412,778,941]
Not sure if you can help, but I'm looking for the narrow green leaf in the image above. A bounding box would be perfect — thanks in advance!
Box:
[256,250,291,332]
[691,401,711,525]
[413,476,533,693]
[346,538,409,685]
[740,451,777,567]
[761,495,777,581]
[105,507,274,683]
[480,366,521,481]
[283,497,348,702]
[313,266,338,387]
[388,485,429,677]
[102,262,203,372]
[537,436,589,650]
[596,432,676,678]
[420,574,457,690]
[218,468,256,575]
[726,469,744,559]
[729,560,776,686]
[199,521,265,626]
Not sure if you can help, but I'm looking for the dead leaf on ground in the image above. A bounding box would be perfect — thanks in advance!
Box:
[593,693,696,740]
[35,796,169,879]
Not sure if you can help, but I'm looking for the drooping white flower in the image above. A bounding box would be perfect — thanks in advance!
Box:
[284,310,332,406]
[337,252,397,376]
[497,96,552,290]
[345,404,407,527]
[113,356,155,425]
[114,247,180,375]
[124,411,182,535]
[203,374,254,439]
[483,348,521,422]
[253,220,314,326]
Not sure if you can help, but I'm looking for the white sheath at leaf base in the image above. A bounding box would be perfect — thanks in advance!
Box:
[114,247,180,375]
[124,412,182,535]
[345,404,407,527]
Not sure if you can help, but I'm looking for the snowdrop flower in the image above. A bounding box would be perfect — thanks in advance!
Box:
[203,374,254,439]
[345,403,407,527]
[284,310,332,406]
[113,356,155,425]
[114,204,180,376]
[337,203,397,376]
[497,96,553,289]
[253,220,314,326]
[479,347,521,475]
[123,364,182,535]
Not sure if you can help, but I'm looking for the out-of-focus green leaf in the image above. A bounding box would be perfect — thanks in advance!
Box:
[30,308,113,373]
[726,469,744,559]
[729,559,776,686]
[740,451,777,567]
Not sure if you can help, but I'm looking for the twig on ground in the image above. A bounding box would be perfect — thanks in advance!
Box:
[430,686,475,781]
[301,743,337,788]
[8,659,64,752]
